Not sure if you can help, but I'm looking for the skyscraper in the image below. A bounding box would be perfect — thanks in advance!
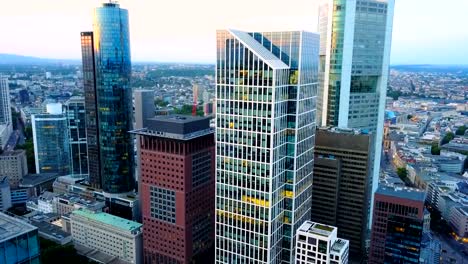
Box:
[64,97,88,176]
[80,2,134,193]
[369,185,425,263]
[215,29,319,263]
[133,115,215,264]
[0,77,12,126]
[317,0,395,211]
[32,103,71,176]
[311,127,372,259]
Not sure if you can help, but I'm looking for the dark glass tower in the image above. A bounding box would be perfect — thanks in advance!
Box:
[80,2,134,193]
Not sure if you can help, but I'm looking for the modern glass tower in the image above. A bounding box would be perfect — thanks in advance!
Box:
[215,29,319,263]
[317,0,395,222]
[64,97,88,177]
[80,2,134,193]
[32,103,71,176]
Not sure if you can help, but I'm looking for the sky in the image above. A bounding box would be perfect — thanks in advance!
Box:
[0,0,467,64]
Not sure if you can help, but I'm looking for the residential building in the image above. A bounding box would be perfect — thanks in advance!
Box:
[295,221,349,264]
[32,103,71,175]
[80,2,134,194]
[0,150,28,189]
[70,209,143,264]
[0,212,40,263]
[369,185,426,263]
[64,97,88,176]
[133,115,215,263]
[311,127,373,258]
[449,206,468,239]
[37,191,57,214]
[0,177,11,211]
[317,0,396,215]
[215,29,319,263]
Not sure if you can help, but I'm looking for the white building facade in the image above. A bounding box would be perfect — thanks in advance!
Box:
[295,221,349,264]
[215,30,319,263]
[70,209,142,264]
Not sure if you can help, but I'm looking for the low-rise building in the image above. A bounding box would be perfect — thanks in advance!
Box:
[295,221,349,264]
[449,207,468,240]
[70,209,143,264]
[0,150,28,189]
[0,212,41,263]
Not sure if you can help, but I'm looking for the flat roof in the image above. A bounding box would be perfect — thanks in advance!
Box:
[298,220,336,237]
[0,213,37,243]
[20,173,58,187]
[131,115,213,140]
[72,209,142,232]
[377,185,426,202]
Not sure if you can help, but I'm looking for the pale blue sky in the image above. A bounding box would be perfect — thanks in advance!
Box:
[0,0,467,64]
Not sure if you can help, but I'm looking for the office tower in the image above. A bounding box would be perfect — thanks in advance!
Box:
[0,150,28,188]
[81,2,134,194]
[295,221,349,264]
[133,115,215,264]
[369,185,425,263]
[0,212,40,263]
[0,77,12,126]
[64,97,88,176]
[70,209,143,264]
[32,103,71,175]
[134,90,155,129]
[0,177,12,211]
[81,31,100,188]
[215,30,319,263]
[317,0,395,211]
[311,127,372,258]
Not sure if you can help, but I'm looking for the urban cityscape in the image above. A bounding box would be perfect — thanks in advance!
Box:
[0,0,467,264]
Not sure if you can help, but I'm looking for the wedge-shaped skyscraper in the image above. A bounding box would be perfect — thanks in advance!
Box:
[215,29,319,263]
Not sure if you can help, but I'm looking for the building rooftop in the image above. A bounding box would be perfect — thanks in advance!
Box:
[0,213,37,243]
[298,221,336,237]
[0,149,26,157]
[131,115,213,140]
[331,239,349,255]
[30,220,71,244]
[20,173,58,187]
[377,184,426,202]
[72,209,142,232]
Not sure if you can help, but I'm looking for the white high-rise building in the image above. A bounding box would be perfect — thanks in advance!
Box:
[316,0,395,225]
[0,77,12,126]
[295,221,349,264]
[215,30,319,263]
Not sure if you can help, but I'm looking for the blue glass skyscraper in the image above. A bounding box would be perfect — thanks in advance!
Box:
[81,2,134,194]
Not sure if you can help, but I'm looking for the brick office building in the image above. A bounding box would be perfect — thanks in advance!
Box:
[133,115,215,264]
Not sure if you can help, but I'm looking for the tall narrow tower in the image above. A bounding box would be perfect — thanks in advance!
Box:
[317,0,395,225]
[80,2,134,193]
[215,30,319,263]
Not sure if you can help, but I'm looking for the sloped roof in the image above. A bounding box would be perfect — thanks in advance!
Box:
[228,29,289,70]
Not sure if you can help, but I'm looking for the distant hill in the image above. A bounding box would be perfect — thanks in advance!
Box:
[0,54,79,65]
[391,64,468,74]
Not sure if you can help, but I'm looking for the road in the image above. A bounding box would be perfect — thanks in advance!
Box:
[433,231,467,263]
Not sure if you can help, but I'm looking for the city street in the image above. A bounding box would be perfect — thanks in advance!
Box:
[434,231,467,263]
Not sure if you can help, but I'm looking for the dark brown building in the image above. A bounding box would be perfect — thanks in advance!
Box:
[311,127,373,260]
[133,115,215,264]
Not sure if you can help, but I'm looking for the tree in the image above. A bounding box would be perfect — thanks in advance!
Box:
[407,114,414,120]
[15,138,36,173]
[456,125,467,136]
[441,132,455,145]
[396,167,408,182]
[154,98,169,107]
[174,105,204,116]
[431,143,441,155]
[39,238,93,264]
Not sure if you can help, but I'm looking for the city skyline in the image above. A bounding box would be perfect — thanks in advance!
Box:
[1,0,467,64]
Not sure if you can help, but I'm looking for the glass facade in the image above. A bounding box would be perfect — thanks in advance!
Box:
[215,30,319,264]
[32,113,71,176]
[80,31,101,188]
[84,3,134,193]
[0,215,40,264]
[65,97,88,176]
[384,215,423,263]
